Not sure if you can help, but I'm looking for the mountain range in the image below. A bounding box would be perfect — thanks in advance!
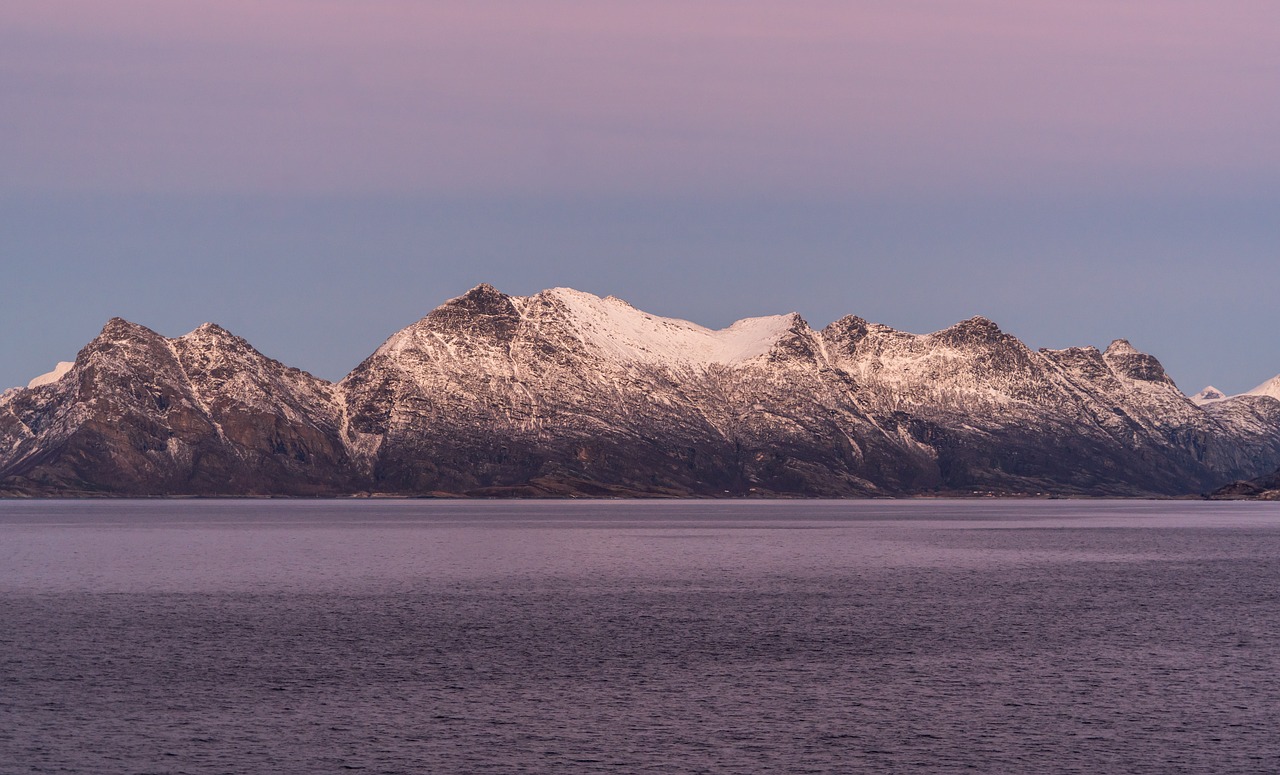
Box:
[4,284,1280,498]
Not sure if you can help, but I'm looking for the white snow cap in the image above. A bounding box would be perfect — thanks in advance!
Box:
[27,361,75,389]
[1189,385,1228,405]
[541,287,800,366]
[1245,375,1280,401]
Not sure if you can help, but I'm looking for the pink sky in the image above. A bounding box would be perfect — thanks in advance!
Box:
[3,1,1280,398]
[5,0,1279,196]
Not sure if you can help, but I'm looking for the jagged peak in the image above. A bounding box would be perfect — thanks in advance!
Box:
[179,322,244,342]
[823,314,900,338]
[99,317,162,341]
[827,314,1027,346]
[962,314,998,327]
[462,282,504,299]
[193,322,232,335]
[176,322,258,355]
[931,315,1014,348]
[821,315,876,351]
[828,314,869,329]
[1104,339,1139,356]
[1039,345,1102,355]
[1102,339,1171,383]
[946,315,1001,334]
[434,283,517,317]
[96,318,253,350]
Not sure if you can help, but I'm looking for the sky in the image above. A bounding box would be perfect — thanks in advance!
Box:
[3,0,1278,394]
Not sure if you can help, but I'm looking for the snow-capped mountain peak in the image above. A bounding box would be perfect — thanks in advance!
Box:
[540,286,800,366]
[1190,385,1229,405]
[1245,375,1280,401]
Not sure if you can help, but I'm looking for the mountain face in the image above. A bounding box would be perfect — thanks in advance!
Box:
[0,319,360,495]
[5,285,1280,497]
[339,286,937,496]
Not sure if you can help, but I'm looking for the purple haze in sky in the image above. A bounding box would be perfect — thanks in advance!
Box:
[2,1,1278,393]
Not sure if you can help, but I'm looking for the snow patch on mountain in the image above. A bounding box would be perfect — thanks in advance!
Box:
[533,287,798,366]
[1190,386,1228,405]
[27,362,75,389]
[1245,375,1280,402]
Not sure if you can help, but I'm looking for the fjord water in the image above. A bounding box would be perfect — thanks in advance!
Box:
[2,501,1279,773]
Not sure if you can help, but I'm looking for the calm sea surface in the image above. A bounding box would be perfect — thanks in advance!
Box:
[2,499,1279,773]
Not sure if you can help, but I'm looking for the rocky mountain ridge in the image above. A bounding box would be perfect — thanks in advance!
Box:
[1,318,360,495]
[4,284,1280,497]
